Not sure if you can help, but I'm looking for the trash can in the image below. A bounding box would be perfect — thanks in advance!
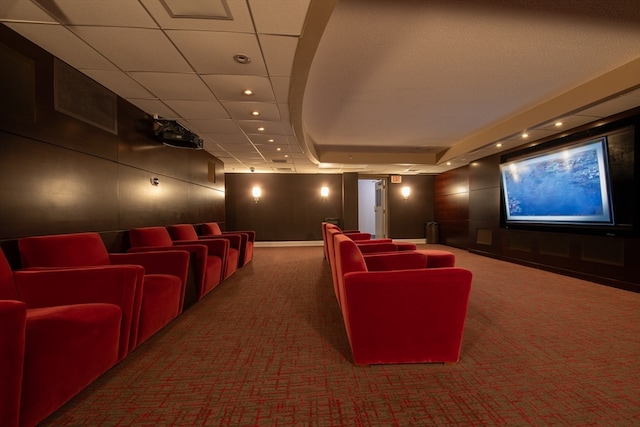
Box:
[425,222,439,244]
[324,217,340,227]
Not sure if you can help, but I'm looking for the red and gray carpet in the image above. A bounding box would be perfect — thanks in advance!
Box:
[41,245,640,426]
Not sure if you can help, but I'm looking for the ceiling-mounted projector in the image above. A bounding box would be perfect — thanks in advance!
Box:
[151,117,203,149]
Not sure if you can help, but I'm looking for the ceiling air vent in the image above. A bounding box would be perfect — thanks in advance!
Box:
[271,159,288,164]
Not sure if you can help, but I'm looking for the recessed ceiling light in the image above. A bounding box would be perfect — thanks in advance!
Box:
[257,127,265,132]
[276,147,281,151]
[284,154,289,158]
[446,161,451,166]
[251,111,260,116]
[554,121,563,127]
[268,139,275,143]
[522,132,529,138]
[233,54,251,64]
[496,143,502,148]
[243,89,254,96]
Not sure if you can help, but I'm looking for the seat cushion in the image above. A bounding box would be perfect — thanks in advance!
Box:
[416,250,456,268]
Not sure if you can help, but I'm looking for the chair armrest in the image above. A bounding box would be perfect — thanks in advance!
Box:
[364,252,427,271]
[341,268,472,365]
[0,300,26,427]
[356,242,398,253]
[174,239,229,259]
[355,238,393,244]
[192,234,240,251]
[342,268,472,321]
[110,250,189,283]
[344,232,371,241]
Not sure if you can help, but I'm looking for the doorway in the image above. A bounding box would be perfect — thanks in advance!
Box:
[358,178,387,238]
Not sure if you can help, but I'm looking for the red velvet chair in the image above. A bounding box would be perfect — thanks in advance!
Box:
[333,233,472,365]
[326,227,427,306]
[167,224,238,280]
[200,222,254,267]
[0,249,133,427]
[17,232,189,349]
[128,226,228,299]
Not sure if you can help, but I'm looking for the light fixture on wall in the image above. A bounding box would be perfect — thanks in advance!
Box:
[252,186,262,203]
[401,186,411,200]
[150,177,160,186]
[320,186,329,200]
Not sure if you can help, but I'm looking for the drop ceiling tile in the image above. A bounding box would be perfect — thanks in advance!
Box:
[222,101,281,121]
[186,119,240,133]
[217,143,260,153]
[164,100,229,120]
[71,26,191,72]
[205,133,251,145]
[246,134,282,145]
[141,0,254,32]
[129,72,215,100]
[4,23,117,70]
[258,34,298,77]
[238,120,284,135]
[248,0,310,36]
[127,99,178,119]
[202,75,275,102]
[0,1,57,22]
[41,0,157,27]
[166,30,267,75]
[80,70,153,98]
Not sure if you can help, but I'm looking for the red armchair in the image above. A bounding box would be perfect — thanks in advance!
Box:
[128,226,227,299]
[333,233,472,365]
[17,232,189,348]
[1,250,131,427]
[167,224,238,280]
[200,222,254,267]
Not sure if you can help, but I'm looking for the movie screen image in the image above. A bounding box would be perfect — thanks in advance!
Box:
[500,137,613,225]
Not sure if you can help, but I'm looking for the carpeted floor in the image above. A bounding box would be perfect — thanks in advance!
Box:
[41,245,640,426]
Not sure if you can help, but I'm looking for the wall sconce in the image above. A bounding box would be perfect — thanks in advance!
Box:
[320,186,329,200]
[150,177,160,186]
[401,186,411,200]
[252,186,262,203]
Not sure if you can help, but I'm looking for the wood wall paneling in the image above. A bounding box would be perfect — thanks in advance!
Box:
[0,24,225,243]
[388,175,435,239]
[225,173,343,241]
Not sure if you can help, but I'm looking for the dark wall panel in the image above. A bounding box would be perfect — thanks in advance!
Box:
[342,172,359,231]
[388,175,435,239]
[435,167,470,249]
[0,131,119,237]
[225,173,344,241]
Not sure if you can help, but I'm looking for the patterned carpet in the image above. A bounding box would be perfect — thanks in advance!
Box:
[41,245,640,426]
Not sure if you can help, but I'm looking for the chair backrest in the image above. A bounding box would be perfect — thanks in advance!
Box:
[128,227,174,248]
[334,234,368,277]
[167,224,198,241]
[19,232,111,268]
[200,222,222,236]
[0,250,18,300]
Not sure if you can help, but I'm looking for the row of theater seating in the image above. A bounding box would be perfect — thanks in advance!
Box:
[0,222,254,427]
[321,222,473,366]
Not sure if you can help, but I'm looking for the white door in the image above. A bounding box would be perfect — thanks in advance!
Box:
[374,179,387,238]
